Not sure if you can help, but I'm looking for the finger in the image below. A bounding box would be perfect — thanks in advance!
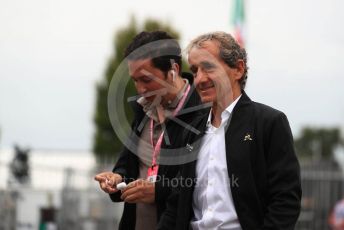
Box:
[123,193,141,203]
[121,187,135,200]
[94,175,107,182]
[108,177,124,189]
[121,180,137,192]
[121,180,141,194]
[126,180,138,187]
[100,181,108,191]
[101,182,118,194]
[105,178,115,187]
[109,173,122,184]
[121,186,139,200]
[126,179,145,188]
[105,186,118,194]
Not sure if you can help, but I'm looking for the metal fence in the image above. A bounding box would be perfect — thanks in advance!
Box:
[2,159,344,230]
[0,159,123,230]
[296,161,344,230]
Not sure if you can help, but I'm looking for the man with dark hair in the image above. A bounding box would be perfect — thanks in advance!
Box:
[94,31,202,230]
[158,31,302,230]
[124,31,182,75]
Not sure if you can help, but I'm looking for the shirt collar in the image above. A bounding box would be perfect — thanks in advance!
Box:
[224,94,242,114]
[206,94,242,127]
[137,78,189,122]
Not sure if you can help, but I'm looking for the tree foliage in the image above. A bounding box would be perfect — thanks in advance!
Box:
[295,127,343,161]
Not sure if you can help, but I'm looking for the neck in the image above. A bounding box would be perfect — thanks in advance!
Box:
[211,87,241,127]
[211,104,222,128]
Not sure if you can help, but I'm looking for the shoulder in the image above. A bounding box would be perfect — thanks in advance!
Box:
[236,97,292,135]
[236,91,287,122]
[248,101,293,141]
[250,101,288,122]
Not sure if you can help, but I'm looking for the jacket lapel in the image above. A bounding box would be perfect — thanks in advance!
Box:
[225,91,255,191]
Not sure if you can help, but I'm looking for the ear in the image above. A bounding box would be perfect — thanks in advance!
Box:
[169,63,180,82]
[171,63,180,76]
[234,60,245,81]
[169,70,176,81]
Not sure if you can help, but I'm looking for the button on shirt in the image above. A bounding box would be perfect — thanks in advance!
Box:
[191,95,242,230]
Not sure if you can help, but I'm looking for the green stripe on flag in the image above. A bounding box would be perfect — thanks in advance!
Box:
[232,0,245,25]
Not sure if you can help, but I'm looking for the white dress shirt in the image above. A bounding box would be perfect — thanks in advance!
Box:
[191,95,242,230]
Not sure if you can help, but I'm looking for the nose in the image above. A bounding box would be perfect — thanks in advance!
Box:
[194,69,209,86]
[135,82,146,95]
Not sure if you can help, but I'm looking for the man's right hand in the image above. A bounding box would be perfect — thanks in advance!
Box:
[94,172,123,194]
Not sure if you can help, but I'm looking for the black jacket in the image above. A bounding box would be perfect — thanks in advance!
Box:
[158,91,302,230]
[109,73,203,230]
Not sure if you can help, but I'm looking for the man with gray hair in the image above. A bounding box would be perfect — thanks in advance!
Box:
[158,32,301,230]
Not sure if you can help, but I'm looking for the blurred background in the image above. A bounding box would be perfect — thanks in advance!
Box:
[1,0,344,229]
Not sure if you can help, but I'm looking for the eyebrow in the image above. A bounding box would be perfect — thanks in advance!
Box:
[131,74,153,81]
[200,61,216,69]
[189,60,216,73]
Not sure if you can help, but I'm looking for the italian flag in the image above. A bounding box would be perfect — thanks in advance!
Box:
[232,0,245,47]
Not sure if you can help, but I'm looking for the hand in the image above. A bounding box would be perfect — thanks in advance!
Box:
[120,179,155,204]
[94,171,122,194]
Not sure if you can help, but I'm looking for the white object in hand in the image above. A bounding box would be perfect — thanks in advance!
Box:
[116,182,127,190]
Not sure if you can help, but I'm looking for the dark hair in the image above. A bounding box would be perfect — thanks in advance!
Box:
[124,31,182,76]
[187,32,248,90]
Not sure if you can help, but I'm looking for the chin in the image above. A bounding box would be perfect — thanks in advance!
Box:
[199,95,216,104]
[197,90,216,104]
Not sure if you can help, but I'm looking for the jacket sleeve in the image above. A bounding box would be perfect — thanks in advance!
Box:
[108,146,132,202]
[109,114,141,202]
[263,112,302,229]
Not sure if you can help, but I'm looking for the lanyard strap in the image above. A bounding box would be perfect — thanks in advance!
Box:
[149,84,191,167]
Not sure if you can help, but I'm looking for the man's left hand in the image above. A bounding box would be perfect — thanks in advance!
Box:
[120,179,155,204]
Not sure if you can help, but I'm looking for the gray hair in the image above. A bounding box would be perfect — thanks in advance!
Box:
[187,31,248,90]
